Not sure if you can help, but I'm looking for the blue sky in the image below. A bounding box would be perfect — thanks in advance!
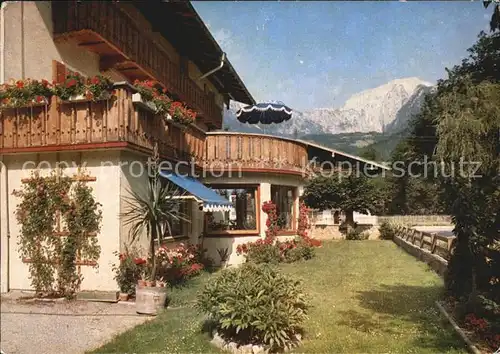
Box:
[193,1,493,111]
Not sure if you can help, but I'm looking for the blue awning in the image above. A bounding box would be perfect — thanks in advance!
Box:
[159,171,232,212]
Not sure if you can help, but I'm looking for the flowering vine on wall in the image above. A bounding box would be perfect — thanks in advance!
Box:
[13,170,102,298]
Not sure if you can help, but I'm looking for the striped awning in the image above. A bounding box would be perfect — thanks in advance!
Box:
[159,171,233,212]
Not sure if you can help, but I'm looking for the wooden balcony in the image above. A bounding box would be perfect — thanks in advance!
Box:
[1,91,310,175]
[204,133,309,175]
[0,84,206,164]
[51,1,223,128]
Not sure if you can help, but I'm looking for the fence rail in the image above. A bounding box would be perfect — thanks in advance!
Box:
[394,225,455,261]
[378,215,452,226]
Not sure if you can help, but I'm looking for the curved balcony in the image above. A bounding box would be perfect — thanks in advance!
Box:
[204,132,309,175]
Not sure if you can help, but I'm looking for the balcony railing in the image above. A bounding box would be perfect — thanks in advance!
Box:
[204,133,309,174]
[1,91,311,174]
[52,1,222,128]
[0,84,205,164]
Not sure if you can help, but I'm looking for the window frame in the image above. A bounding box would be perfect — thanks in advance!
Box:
[153,199,190,242]
[204,184,260,236]
[271,185,298,234]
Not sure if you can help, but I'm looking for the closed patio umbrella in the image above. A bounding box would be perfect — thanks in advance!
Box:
[236,102,293,125]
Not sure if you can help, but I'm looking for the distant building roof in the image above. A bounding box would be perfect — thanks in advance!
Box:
[134,1,255,106]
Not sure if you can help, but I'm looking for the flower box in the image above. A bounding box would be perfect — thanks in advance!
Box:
[1,98,50,109]
[132,92,158,113]
[67,91,112,103]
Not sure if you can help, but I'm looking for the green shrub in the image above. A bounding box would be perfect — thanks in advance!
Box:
[239,240,281,264]
[379,222,396,240]
[279,238,315,263]
[196,263,309,351]
[345,229,369,240]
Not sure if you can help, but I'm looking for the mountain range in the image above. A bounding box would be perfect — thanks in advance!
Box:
[221,77,435,159]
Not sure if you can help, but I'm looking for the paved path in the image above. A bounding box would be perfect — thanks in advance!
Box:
[0,295,153,354]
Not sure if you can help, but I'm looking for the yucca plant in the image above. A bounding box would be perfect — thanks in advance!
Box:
[121,147,189,281]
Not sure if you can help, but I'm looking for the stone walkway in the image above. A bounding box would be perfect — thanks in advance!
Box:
[0,292,153,354]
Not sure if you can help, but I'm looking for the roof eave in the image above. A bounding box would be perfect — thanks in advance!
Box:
[184,2,256,105]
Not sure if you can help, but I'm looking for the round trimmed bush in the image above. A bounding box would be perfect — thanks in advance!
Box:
[196,262,308,351]
[379,221,396,240]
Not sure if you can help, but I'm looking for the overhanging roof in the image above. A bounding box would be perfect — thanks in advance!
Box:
[133,1,255,106]
[296,139,391,171]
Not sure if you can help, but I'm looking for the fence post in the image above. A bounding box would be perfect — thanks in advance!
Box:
[430,234,437,254]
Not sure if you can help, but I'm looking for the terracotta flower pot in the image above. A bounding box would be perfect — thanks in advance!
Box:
[138,279,146,287]
[119,292,129,302]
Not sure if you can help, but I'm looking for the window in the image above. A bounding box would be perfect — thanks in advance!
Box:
[271,185,297,231]
[163,200,189,238]
[206,185,259,234]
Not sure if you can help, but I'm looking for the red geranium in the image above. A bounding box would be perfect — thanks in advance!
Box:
[66,79,77,88]
[134,257,146,265]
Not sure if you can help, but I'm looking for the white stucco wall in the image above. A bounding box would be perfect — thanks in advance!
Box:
[1,151,121,292]
[3,2,125,81]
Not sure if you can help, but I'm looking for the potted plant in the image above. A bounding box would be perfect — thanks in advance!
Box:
[112,246,146,301]
[121,145,189,315]
[217,248,230,268]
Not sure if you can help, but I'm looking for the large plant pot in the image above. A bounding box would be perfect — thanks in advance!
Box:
[135,284,168,315]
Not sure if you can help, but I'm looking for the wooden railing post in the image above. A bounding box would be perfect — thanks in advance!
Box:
[430,234,437,254]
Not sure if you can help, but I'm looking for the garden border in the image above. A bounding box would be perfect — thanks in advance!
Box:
[435,301,482,354]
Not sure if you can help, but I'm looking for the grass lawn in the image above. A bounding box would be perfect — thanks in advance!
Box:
[92,241,467,353]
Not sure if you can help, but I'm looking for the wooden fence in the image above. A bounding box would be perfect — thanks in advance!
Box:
[391,225,456,275]
[394,225,455,260]
[378,215,452,226]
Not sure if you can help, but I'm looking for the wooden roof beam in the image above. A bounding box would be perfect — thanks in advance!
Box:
[99,55,128,72]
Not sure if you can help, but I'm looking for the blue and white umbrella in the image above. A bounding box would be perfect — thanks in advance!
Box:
[236,102,293,125]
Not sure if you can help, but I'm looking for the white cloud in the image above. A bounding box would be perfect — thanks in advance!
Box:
[330,85,343,96]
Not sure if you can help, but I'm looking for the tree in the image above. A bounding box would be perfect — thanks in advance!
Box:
[359,146,380,161]
[121,146,189,282]
[484,0,500,32]
[303,172,380,229]
[433,80,500,303]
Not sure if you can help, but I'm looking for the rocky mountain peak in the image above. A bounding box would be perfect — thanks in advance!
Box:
[222,77,434,137]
